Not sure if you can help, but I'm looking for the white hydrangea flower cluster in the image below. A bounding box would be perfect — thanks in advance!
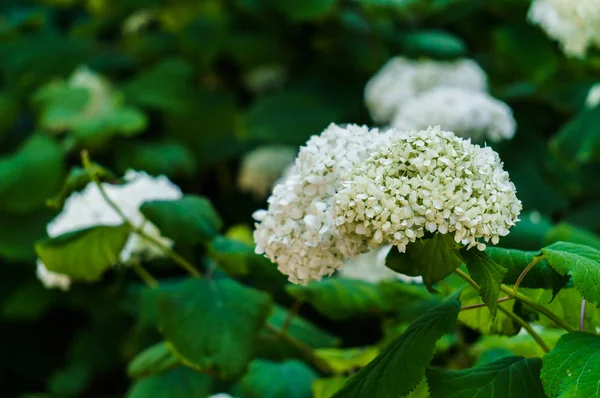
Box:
[238,145,297,199]
[528,0,600,58]
[392,88,516,143]
[253,124,395,285]
[339,245,423,284]
[333,126,521,254]
[586,82,600,108]
[364,57,487,124]
[36,170,182,290]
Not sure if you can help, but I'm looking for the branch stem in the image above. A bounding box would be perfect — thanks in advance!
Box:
[461,296,513,311]
[513,255,544,293]
[131,259,160,289]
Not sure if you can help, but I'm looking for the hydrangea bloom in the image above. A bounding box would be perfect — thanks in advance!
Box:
[253,124,394,285]
[333,126,522,254]
[238,145,297,199]
[339,245,423,284]
[528,0,600,58]
[364,57,487,124]
[391,88,516,143]
[36,170,182,290]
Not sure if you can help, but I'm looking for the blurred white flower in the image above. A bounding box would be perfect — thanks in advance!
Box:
[36,260,71,291]
[253,124,395,285]
[586,83,600,108]
[238,146,297,199]
[340,245,423,284]
[244,65,287,95]
[528,0,600,58]
[122,9,156,34]
[391,87,516,143]
[209,394,235,398]
[364,57,487,124]
[36,170,182,290]
[68,65,114,120]
[334,126,522,254]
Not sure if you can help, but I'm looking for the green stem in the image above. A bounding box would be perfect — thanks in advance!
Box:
[265,324,332,374]
[81,151,202,278]
[282,299,303,334]
[454,268,574,332]
[461,296,513,311]
[513,255,544,294]
[454,268,550,353]
[131,259,160,289]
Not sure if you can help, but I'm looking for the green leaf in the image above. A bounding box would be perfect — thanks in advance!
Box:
[542,242,600,304]
[473,328,566,360]
[157,278,272,379]
[545,223,600,251]
[0,134,65,213]
[487,247,569,295]
[462,249,507,316]
[35,225,131,281]
[315,347,379,374]
[243,92,343,145]
[427,356,546,398]
[458,286,519,336]
[541,332,600,398]
[313,377,348,398]
[497,211,553,251]
[123,59,195,112]
[286,278,385,320]
[398,30,467,60]
[140,195,222,246]
[115,140,197,178]
[126,367,213,398]
[128,342,180,379]
[332,299,460,398]
[274,0,338,21]
[2,282,60,320]
[550,105,600,165]
[0,209,54,262]
[208,236,253,277]
[386,234,464,292]
[257,304,340,360]
[236,359,318,398]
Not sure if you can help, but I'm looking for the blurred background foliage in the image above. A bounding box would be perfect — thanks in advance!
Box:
[2,0,600,396]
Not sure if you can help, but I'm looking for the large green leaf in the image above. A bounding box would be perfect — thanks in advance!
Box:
[126,367,213,398]
[157,278,272,379]
[550,105,600,165]
[542,242,600,304]
[541,332,600,398]
[0,209,54,262]
[486,247,569,295]
[313,377,347,398]
[427,356,546,398]
[398,30,467,60]
[472,328,566,360]
[35,225,131,281]
[0,134,65,213]
[128,342,180,379]
[386,234,464,292]
[462,249,507,316]
[236,359,317,398]
[140,195,222,246]
[331,299,461,398]
[458,286,519,336]
[286,278,385,320]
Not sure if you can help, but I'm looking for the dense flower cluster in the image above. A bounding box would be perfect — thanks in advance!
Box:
[339,245,423,284]
[364,57,487,124]
[36,170,182,290]
[238,145,297,199]
[253,124,394,285]
[528,0,600,58]
[333,126,522,254]
[391,88,516,143]
[253,124,521,285]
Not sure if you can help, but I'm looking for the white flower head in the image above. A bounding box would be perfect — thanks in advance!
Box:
[333,126,522,254]
[36,260,71,291]
[391,87,516,143]
[586,82,600,108]
[36,170,182,290]
[238,145,297,199]
[340,245,423,284]
[528,0,600,58]
[68,65,114,118]
[209,394,235,398]
[253,124,395,285]
[364,57,487,124]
